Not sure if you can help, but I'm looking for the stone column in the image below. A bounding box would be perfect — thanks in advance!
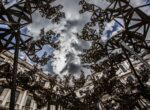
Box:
[19,90,27,109]
[32,101,37,110]
[1,89,11,106]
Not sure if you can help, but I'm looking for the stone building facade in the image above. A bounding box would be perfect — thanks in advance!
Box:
[0,51,150,110]
[0,51,58,110]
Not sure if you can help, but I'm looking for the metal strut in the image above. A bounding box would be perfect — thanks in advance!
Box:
[10,31,20,110]
[121,42,145,89]
[120,41,150,70]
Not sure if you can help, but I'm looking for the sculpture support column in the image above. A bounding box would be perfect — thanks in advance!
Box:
[10,31,20,110]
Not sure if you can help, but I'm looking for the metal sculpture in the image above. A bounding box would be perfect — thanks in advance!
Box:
[79,0,150,81]
[0,0,64,59]
[0,56,150,109]
[0,0,64,110]
[79,0,150,109]
[0,0,150,110]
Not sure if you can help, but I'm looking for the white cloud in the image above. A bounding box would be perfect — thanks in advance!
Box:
[7,0,150,77]
[25,0,150,78]
[87,0,110,10]
[130,0,150,15]
[48,0,92,76]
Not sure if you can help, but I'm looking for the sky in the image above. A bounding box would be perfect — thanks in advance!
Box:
[2,0,150,77]
[25,0,111,76]
[26,0,92,75]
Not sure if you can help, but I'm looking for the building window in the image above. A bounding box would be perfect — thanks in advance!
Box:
[40,79,46,86]
[15,91,20,102]
[7,90,20,104]
[0,86,4,96]
[34,75,38,81]
[126,75,134,84]
[0,57,4,64]
[119,65,127,72]
[25,95,32,107]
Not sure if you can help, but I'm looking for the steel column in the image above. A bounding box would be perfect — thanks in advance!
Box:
[10,31,20,110]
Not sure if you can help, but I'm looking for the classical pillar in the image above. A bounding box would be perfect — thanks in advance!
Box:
[32,101,37,110]
[1,89,11,106]
[19,90,27,109]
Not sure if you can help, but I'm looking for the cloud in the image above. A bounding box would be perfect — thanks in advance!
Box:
[25,0,150,77]
[18,0,109,76]
[5,0,150,77]
[64,19,84,31]
[102,20,123,42]
[42,60,55,74]
[3,0,17,8]
[130,0,150,15]
[68,63,81,74]
[101,0,150,42]
[130,0,149,7]
[27,11,53,40]
[49,0,93,75]
[87,0,110,10]
[51,33,82,75]
[10,0,141,76]
[59,52,81,74]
